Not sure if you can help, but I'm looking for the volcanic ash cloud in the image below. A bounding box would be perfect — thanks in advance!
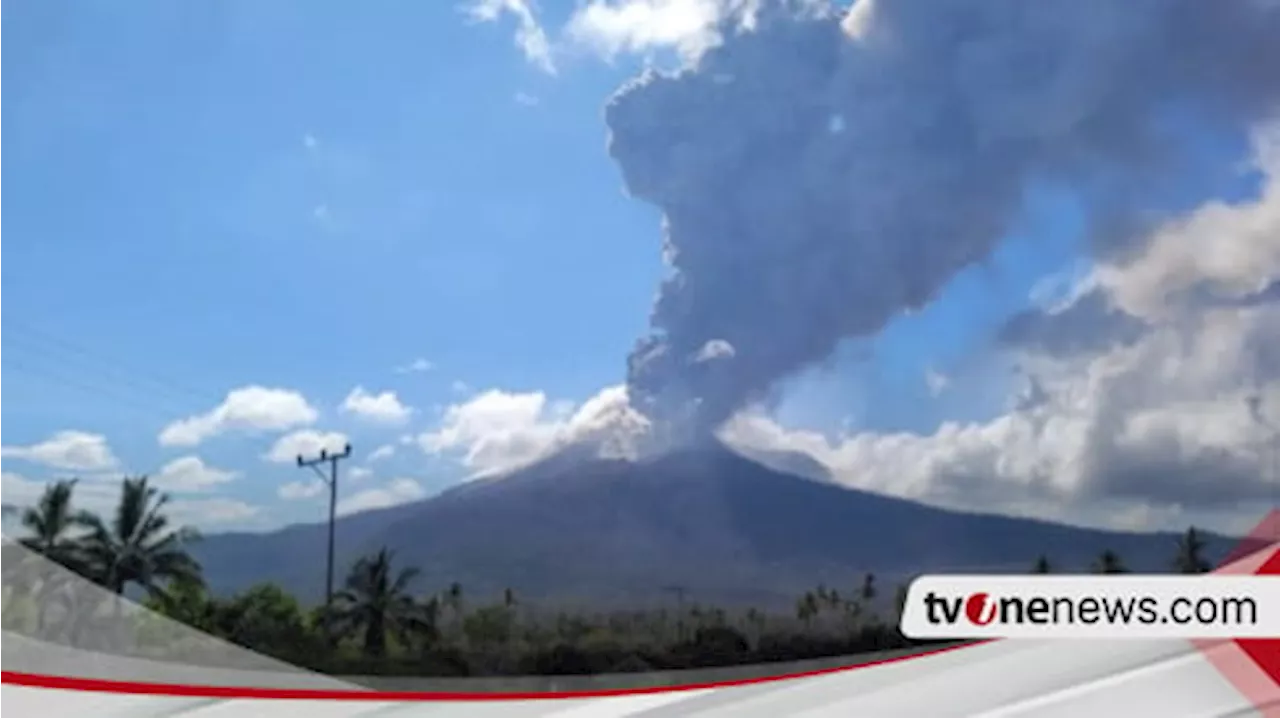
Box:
[604,0,1280,438]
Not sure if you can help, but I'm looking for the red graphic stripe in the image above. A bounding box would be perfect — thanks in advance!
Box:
[0,640,984,701]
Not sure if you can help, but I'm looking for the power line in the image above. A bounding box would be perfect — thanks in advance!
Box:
[296,442,353,635]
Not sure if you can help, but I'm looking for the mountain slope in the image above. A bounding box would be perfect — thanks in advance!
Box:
[193,443,1229,607]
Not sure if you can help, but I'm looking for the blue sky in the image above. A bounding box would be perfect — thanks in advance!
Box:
[4,0,1271,534]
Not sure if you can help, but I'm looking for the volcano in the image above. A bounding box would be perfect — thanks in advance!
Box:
[193,441,1229,608]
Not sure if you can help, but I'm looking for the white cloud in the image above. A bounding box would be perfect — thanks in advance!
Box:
[264,430,350,464]
[341,386,413,424]
[278,479,326,501]
[466,0,556,74]
[2,431,119,472]
[514,92,540,106]
[159,386,318,447]
[416,385,649,477]
[349,466,374,481]
[170,497,261,527]
[1,472,118,518]
[1097,160,1280,322]
[451,380,471,395]
[152,456,239,492]
[1,472,257,530]
[395,357,435,374]
[564,0,755,61]
[367,444,396,462]
[337,478,426,516]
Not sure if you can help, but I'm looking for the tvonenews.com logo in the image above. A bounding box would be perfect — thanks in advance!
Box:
[899,576,1280,639]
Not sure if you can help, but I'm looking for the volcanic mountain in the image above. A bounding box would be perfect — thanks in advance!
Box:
[193,441,1228,608]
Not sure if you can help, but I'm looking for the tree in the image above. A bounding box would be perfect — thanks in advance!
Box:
[796,591,819,629]
[18,480,90,571]
[1091,549,1128,575]
[78,477,204,597]
[1032,555,1052,574]
[16,480,98,633]
[216,583,313,653]
[329,548,429,658]
[148,574,216,632]
[1173,527,1212,574]
[859,573,877,602]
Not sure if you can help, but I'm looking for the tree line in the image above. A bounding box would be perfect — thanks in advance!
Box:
[2,476,1215,677]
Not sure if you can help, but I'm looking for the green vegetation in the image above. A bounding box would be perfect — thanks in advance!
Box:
[4,479,1215,677]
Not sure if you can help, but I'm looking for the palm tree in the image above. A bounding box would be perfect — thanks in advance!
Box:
[1091,549,1128,575]
[18,480,90,570]
[15,480,93,631]
[329,548,428,658]
[1173,527,1212,574]
[1032,555,1052,574]
[78,477,203,597]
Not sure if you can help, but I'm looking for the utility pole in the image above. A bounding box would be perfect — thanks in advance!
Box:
[296,443,352,630]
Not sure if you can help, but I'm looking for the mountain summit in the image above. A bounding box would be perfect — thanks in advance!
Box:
[193,441,1225,607]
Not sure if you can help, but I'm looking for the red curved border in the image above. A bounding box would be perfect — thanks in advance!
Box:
[0,640,987,701]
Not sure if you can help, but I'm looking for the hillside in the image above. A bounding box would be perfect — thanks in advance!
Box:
[192,442,1229,608]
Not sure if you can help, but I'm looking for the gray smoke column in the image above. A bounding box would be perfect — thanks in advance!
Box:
[604,0,1280,439]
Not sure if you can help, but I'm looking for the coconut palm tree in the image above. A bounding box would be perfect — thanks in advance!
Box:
[13,480,94,631]
[17,480,90,570]
[329,547,430,658]
[1173,527,1212,574]
[77,477,203,597]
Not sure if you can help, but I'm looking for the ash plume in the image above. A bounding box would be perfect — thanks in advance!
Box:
[604,0,1280,439]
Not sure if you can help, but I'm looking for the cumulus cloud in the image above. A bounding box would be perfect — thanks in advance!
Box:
[264,430,350,464]
[152,456,239,492]
[367,444,396,462]
[416,385,650,477]
[1,431,119,472]
[1,472,257,529]
[349,466,374,481]
[169,497,261,527]
[337,478,426,516]
[159,386,318,447]
[465,0,556,74]
[278,479,325,501]
[1,472,119,517]
[341,386,413,424]
[565,0,756,61]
